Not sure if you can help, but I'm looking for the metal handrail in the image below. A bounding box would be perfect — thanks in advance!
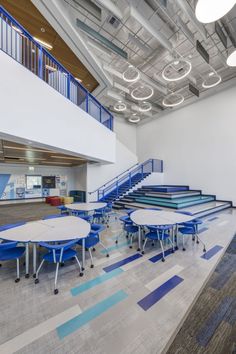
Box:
[89,158,163,201]
[0,5,113,131]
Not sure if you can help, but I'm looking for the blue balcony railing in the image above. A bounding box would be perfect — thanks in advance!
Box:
[89,159,163,201]
[0,6,113,131]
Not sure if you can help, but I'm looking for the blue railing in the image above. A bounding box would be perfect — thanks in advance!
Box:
[89,159,163,201]
[0,6,113,131]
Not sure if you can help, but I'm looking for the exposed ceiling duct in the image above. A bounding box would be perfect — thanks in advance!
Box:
[95,0,123,20]
[73,0,101,21]
[176,0,208,41]
[76,18,128,59]
[129,3,173,53]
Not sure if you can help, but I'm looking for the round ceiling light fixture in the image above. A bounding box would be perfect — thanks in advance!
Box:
[138,101,152,112]
[131,85,154,101]
[114,101,126,111]
[162,59,192,82]
[128,116,140,123]
[195,0,236,24]
[123,64,140,82]
[226,49,236,66]
[202,72,222,88]
[162,93,184,107]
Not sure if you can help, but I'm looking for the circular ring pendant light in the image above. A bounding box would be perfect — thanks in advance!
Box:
[227,49,236,66]
[138,101,152,112]
[114,101,126,111]
[123,65,140,82]
[162,59,192,82]
[202,72,222,88]
[195,0,236,24]
[162,93,184,107]
[131,85,154,101]
[128,116,140,123]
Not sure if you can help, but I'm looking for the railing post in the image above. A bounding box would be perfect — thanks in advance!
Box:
[86,93,89,113]
[99,106,102,123]
[67,73,71,100]
[141,164,144,179]
[38,46,43,79]
[152,159,154,172]
[129,172,131,188]
[116,179,119,198]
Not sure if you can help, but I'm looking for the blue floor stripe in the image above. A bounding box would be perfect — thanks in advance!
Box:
[103,253,142,273]
[196,296,234,347]
[100,241,128,254]
[198,227,208,234]
[201,245,223,260]
[149,248,173,263]
[208,217,218,222]
[138,275,184,311]
[57,290,128,339]
[71,268,123,296]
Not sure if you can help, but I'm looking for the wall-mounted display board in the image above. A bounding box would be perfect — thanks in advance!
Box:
[42,176,56,189]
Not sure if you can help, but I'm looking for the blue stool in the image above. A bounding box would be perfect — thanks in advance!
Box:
[142,225,174,261]
[178,219,206,252]
[0,241,25,282]
[35,240,82,295]
[118,215,138,248]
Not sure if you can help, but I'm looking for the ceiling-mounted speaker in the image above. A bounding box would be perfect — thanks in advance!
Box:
[189,83,200,97]
[196,40,209,63]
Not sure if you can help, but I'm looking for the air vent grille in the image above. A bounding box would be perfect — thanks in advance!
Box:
[107,15,121,29]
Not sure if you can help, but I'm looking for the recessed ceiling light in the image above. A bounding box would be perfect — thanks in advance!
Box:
[50,155,83,160]
[162,93,184,107]
[174,60,180,65]
[41,27,46,32]
[195,0,236,23]
[128,116,140,123]
[209,72,215,77]
[75,77,82,83]
[33,37,53,50]
[227,49,236,66]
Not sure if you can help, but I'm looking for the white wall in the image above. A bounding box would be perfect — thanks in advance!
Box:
[137,85,236,205]
[114,117,137,154]
[87,139,138,200]
[0,51,115,163]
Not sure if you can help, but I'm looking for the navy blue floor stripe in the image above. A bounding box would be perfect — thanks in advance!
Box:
[137,275,184,311]
[201,245,223,260]
[103,253,142,273]
[196,297,234,347]
[149,248,173,263]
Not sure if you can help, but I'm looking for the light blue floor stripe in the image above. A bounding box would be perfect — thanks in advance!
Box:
[57,290,128,339]
[71,268,123,296]
[100,241,129,254]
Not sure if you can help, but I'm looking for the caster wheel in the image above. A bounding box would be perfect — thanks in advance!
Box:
[129,246,133,249]
[172,249,175,253]
[182,248,186,251]
[203,248,206,253]
[162,258,165,262]
[0,264,2,267]
[126,235,128,239]
[60,263,65,267]
[92,248,96,252]
[79,272,84,277]
[196,240,199,244]
[82,267,85,271]
[25,274,29,279]
[35,279,39,284]
[106,254,109,258]
[54,289,59,295]
[137,248,141,251]
[107,225,109,228]
[141,251,145,255]
[15,278,20,283]
[115,240,118,244]
[90,264,94,268]
[33,273,36,278]
[152,243,155,247]
[175,246,179,250]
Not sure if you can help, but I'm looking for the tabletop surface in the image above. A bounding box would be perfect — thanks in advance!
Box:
[130,209,195,226]
[65,202,107,211]
[0,216,90,242]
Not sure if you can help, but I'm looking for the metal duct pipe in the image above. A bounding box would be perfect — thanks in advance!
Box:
[129,4,173,53]
[95,0,123,20]
[176,0,207,40]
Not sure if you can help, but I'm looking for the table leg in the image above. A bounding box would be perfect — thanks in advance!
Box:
[137,226,141,251]
[82,238,85,271]
[175,224,179,250]
[33,243,37,277]
[25,243,29,278]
